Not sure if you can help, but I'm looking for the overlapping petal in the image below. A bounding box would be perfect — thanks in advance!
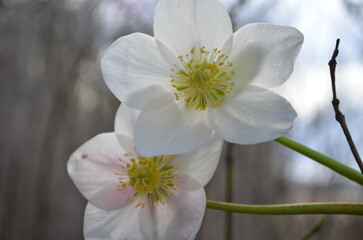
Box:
[154,0,233,56]
[101,33,173,109]
[170,133,223,186]
[230,23,303,89]
[114,103,223,185]
[114,103,139,139]
[134,93,212,157]
[211,85,297,144]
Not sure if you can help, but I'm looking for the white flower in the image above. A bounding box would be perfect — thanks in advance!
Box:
[101,0,303,157]
[67,104,223,240]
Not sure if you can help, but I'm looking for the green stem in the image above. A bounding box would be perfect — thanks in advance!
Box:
[225,142,233,240]
[207,200,363,215]
[275,136,363,186]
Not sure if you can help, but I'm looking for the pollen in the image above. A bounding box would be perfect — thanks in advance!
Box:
[170,46,235,110]
[116,154,178,208]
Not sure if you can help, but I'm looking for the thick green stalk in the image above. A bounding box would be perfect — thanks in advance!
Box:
[275,136,363,186]
[207,200,363,215]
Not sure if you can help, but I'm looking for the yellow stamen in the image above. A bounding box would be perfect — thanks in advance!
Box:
[116,154,178,208]
[171,46,235,110]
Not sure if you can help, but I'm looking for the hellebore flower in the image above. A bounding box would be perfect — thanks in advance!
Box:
[101,0,304,157]
[67,104,223,240]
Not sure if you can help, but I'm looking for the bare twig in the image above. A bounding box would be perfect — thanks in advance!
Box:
[328,39,363,174]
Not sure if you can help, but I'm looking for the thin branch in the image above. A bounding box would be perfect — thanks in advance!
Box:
[298,217,325,240]
[328,39,363,174]
[207,200,363,215]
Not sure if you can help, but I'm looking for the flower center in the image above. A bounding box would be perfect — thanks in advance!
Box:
[117,154,178,208]
[171,46,235,110]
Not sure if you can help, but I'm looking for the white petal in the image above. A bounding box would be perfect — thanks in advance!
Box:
[101,33,173,109]
[170,133,223,186]
[114,103,140,139]
[154,0,233,56]
[156,33,233,73]
[156,39,181,69]
[230,23,303,89]
[211,85,297,144]
[139,188,206,240]
[84,203,144,240]
[134,93,212,157]
[67,133,135,210]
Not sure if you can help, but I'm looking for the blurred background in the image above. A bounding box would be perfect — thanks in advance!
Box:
[1,0,363,239]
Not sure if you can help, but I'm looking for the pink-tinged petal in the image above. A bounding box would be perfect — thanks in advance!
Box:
[84,203,144,240]
[89,184,134,211]
[139,188,206,240]
[134,93,212,157]
[170,133,223,186]
[230,23,303,90]
[67,133,135,209]
[114,103,140,139]
[211,85,297,144]
[101,33,173,109]
[154,0,233,57]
